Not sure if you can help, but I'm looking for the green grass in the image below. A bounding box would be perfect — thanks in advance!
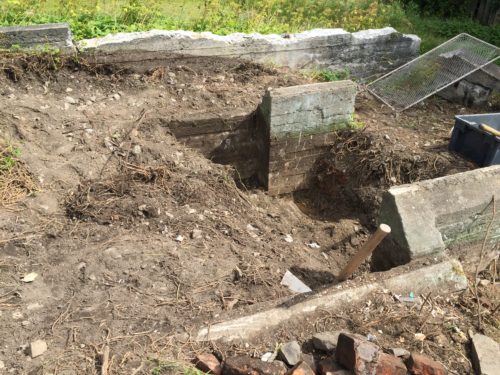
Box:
[0,0,498,53]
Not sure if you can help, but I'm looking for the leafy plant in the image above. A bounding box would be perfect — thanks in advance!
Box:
[312,68,351,82]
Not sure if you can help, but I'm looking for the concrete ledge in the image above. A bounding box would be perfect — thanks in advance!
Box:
[194,260,467,342]
[0,23,75,53]
[379,165,500,261]
[78,27,420,79]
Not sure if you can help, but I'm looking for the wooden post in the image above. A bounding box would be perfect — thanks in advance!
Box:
[337,224,391,282]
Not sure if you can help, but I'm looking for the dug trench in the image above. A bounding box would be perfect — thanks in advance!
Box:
[0,53,497,374]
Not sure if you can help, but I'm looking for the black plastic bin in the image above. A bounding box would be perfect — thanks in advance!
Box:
[449,113,500,167]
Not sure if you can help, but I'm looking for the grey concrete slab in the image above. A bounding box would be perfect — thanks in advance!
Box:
[378,165,500,263]
[0,23,75,53]
[194,260,467,342]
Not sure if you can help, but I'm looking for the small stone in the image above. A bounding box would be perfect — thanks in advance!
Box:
[223,356,287,375]
[471,333,499,375]
[479,279,490,286]
[312,331,346,352]
[384,134,391,141]
[12,311,23,320]
[260,352,275,363]
[191,229,203,239]
[307,241,320,249]
[103,247,121,259]
[21,272,38,282]
[284,234,293,243]
[175,235,184,242]
[30,340,47,358]
[112,93,121,100]
[279,341,301,366]
[389,348,410,358]
[193,353,222,375]
[0,360,4,369]
[65,96,77,104]
[21,320,30,327]
[132,145,142,155]
[405,352,447,375]
[414,333,426,342]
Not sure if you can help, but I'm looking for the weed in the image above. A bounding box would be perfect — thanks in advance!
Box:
[311,68,350,82]
[150,359,205,375]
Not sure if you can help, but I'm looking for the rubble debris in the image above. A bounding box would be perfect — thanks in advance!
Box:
[389,348,410,358]
[405,353,447,375]
[223,356,287,375]
[335,333,380,373]
[280,271,312,294]
[194,352,223,375]
[287,361,315,375]
[470,333,500,375]
[279,341,302,366]
[21,272,38,283]
[29,340,47,358]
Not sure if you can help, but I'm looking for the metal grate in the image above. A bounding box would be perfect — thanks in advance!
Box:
[367,33,500,111]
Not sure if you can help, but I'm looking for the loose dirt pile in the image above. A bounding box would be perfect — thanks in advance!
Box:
[0,53,497,375]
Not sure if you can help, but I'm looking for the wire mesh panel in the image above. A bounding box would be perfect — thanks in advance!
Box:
[367,33,500,111]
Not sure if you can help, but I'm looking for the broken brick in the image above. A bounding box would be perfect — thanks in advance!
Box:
[405,353,447,375]
[286,361,315,375]
[375,353,406,375]
[335,333,380,374]
[194,352,222,375]
[223,356,287,375]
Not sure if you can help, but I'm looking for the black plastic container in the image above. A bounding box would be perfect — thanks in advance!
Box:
[449,113,500,167]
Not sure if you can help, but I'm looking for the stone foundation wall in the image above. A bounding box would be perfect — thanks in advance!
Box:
[79,27,420,79]
[0,23,75,53]
[258,81,357,194]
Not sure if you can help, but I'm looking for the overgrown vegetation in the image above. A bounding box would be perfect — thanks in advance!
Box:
[1,1,498,52]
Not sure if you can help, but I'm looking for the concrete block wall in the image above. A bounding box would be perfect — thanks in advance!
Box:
[79,27,420,79]
[258,81,357,195]
[375,165,500,269]
[0,23,76,53]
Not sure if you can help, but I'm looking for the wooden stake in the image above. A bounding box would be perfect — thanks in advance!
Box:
[337,224,391,282]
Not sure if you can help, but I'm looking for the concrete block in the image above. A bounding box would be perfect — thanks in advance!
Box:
[378,166,500,262]
[0,23,75,53]
[78,28,419,79]
[194,260,466,342]
[471,333,500,375]
[259,81,356,194]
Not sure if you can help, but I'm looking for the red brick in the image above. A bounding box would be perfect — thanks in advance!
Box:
[223,356,288,375]
[335,333,380,374]
[287,361,315,375]
[375,353,407,375]
[194,352,222,375]
[405,353,447,375]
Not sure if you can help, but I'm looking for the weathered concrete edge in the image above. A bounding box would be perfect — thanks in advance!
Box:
[0,23,76,54]
[194,260,467,342]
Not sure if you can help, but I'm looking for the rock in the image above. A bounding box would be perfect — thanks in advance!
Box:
[335,333,380,373]
[112,93,121,100]
[433,334,449,347]
[103,247,122,259]
[279,341,302,366]
[21,272,38,283]
[65,96,77,104]
[223,356,287,375]
[193,353,222,375]
[191,229,203,239]
[30,339,47,358]
[284,234,294,243]
[389,348,410,358]
[132,145,142,155]
[312,331,346,352]
[0,360,4,369]
[261,352,276,362]
[287,361,314,375]
[470,333,500,375]
[317,358,344,375]
[375,353,406,375]
[414,333,426,342]
[300,354,316,372]
[405,353,447,375]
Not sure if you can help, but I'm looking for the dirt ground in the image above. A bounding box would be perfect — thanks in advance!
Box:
[0,54,498,374]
